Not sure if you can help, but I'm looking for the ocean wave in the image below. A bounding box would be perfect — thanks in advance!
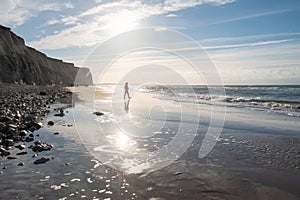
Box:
[141,85,300,117]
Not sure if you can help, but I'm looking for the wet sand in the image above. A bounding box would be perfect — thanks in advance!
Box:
[0,85,300,199]
[126,133,300,200]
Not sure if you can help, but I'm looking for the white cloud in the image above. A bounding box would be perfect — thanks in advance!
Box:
[166,13,177,17]
[29,0,236,50]
[0,0,74,27]
[163,0,235,12]
[46,18,60,26]
[28,22,105,50]
[61,16,78,25]
[0,0,30,27]
[64,1,74,9]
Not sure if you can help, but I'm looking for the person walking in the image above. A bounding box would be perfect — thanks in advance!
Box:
[124,82,131,99]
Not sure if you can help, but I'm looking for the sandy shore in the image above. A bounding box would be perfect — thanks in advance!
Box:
[0,84,299,199]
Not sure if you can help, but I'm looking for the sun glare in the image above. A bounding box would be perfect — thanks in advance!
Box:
[116,131,129,150]
[107,12,139,35]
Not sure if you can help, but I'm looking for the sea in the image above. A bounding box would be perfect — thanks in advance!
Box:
[138,85,300,118]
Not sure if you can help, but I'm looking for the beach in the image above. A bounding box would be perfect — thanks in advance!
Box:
[0,84,299,200]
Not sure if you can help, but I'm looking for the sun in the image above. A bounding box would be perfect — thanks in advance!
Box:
[107,11,139,35]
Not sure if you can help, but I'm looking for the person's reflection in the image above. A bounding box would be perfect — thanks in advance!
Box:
[124,99,130,113]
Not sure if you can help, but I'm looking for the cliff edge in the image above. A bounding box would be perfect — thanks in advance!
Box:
[0,25,93,86]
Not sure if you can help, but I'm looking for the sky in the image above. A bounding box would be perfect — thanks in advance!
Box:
[1,0,300,85]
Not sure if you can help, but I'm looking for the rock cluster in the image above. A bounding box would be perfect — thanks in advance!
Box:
[0,84,72,165]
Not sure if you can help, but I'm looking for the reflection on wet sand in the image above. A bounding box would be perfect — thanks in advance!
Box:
[124,99,130,113]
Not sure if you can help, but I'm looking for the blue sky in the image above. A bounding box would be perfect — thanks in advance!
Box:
[1,0,300,84]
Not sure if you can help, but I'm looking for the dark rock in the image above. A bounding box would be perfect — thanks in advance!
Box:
[34,140,42,145]
[17,162,24,166]
[25,136,34,142]
[28,126,35,132]
[39,91,47,96]
[32,145,51,152]
[8,124,18,129]
[15,144,26,150]
[0,116,12,123]
[32,141,53,152]
[19,130,27,137]
[33,157,50,164]
[53,109,65,117]
[32,153,38,157]
[47,121,54,126]
[93,111,104,116]
[3,139,14,146]
[7,156,17,159]
[54,113,64,117]
[0,122,8,132]
[6,127,17,135]
[0,148,10,157]
[53,132,59,135]
[27,121,41,131]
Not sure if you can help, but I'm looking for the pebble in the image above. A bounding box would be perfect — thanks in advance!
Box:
[54,109,65,117]
[93,111,104,116]
[33,157,50,164]
[32,153,38,157]
[0,148,10,157]
[25,136,34,142]
[47,121,54,126]
[19,130,27,137]
[15,144,26,150]
[32,141,53,152]
[4,139,14,147]
[39,91,47,96]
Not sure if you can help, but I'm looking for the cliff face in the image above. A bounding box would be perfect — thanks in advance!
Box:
[0,25,93,86]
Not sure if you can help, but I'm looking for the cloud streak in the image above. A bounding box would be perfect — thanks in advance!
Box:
[209,8,295,26]
[204,39,294,50]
